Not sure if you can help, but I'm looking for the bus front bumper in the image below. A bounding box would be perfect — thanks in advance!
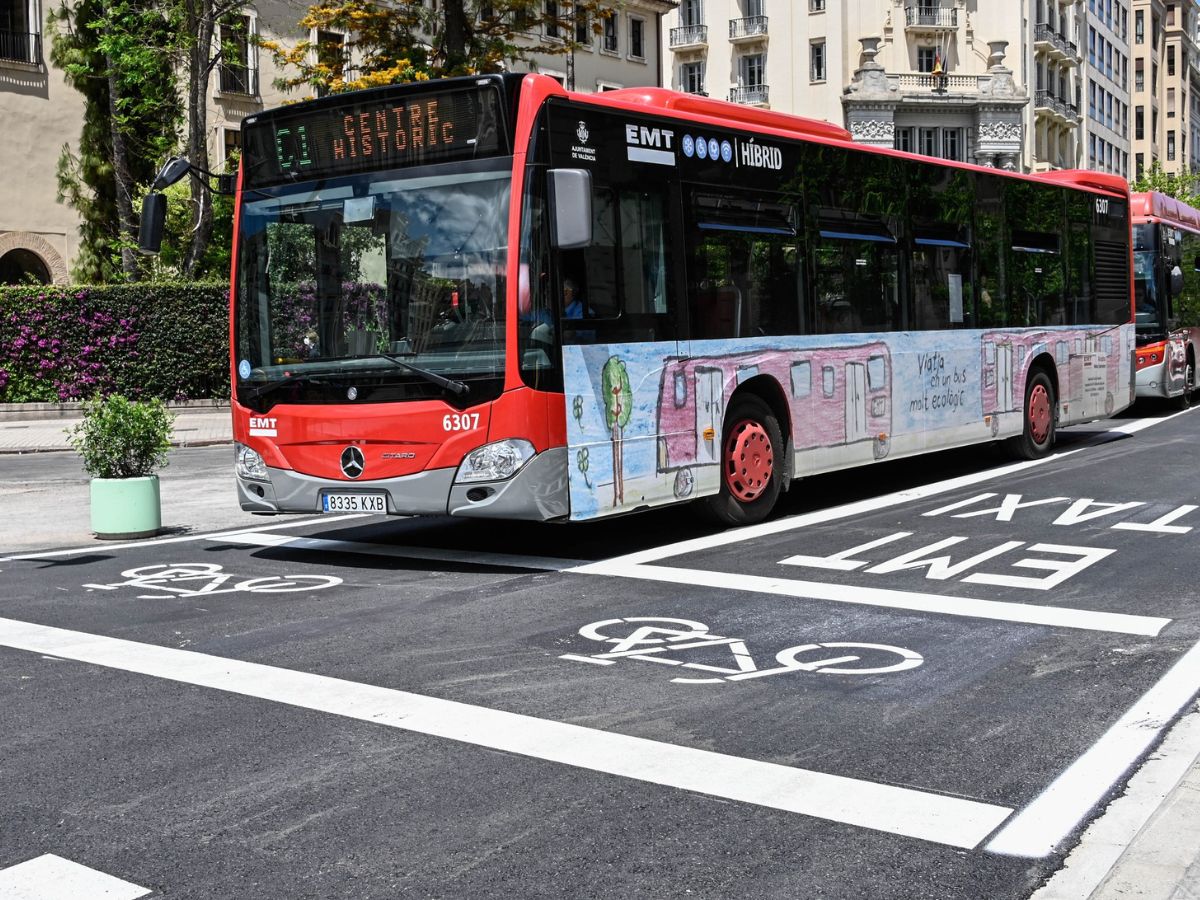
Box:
[237,447,569,522]
[1135,359,1174,399]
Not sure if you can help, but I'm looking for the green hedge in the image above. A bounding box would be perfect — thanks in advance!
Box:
[0,283,230,403]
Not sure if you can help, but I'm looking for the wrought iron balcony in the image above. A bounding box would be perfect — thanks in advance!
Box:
[728,84,769,105]
[1034,23,1070,59]
[0,30,41,65]
[669,24,708,49]
[904,6,958,29]
[729,16,768,42]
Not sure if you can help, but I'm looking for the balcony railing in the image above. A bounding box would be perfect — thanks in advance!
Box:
[904,6,958,28]
[1035,89,1080,122]
[895,73,981,92]
[0,30,41,65]
[669,24,708,48]
[729,15,768,41]
[729,84,769,105]
[218,63,257,96]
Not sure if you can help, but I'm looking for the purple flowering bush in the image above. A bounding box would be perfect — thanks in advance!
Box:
[0,284,229,403]
[267,282,388,360]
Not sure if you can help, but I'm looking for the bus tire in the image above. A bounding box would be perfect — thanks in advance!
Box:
[703,394,783,526]
[1005,368,1056,460]
[1178,359,1195,410]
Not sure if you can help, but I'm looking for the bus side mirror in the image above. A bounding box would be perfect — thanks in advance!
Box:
[1170,264,1185,296]
[548,168,592,249]
[138,192,167,255]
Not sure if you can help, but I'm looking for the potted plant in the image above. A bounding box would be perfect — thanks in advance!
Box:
[67,394,175,539]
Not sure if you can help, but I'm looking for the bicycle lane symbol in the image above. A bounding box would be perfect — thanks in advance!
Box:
[559,617,924,684]
[83,563,343,600]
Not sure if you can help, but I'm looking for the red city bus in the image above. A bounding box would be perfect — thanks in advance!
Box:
[214,73,1134,527]
[1130,191,1200,406]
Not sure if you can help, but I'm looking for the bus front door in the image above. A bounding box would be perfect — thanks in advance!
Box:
[845,362,868,444]
[695,367,724,464]
[997,343,1015,411]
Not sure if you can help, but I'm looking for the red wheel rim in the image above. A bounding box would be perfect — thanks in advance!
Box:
[723,419,773,503]
[1028,383,1051,444]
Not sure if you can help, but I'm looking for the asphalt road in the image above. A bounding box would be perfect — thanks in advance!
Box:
[1,403,1198,899]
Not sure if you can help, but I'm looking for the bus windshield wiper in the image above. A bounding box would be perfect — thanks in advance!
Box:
[240,373,332,403]
[364,353,470,397]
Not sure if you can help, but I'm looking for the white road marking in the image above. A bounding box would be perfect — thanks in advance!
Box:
[1,515,368,561]
[1029,710,1200,899]
[0,853,150,900]
[571,562,1171,636]
[0,615,1012,849]
[987,637,1200,857]
[216,531,586,572]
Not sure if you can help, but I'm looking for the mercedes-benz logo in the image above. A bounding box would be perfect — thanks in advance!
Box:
[340,445,365,479]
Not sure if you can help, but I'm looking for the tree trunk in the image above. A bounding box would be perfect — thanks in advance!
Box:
[183,0,215,278]
[443,0,468,74]
[107,62,141,281]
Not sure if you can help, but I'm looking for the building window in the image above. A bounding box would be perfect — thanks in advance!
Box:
[223,128,242,167]
[1136,9,1144,42]
[545,1,559,39]
[810,40,825,82]
[219,15,258,95]
[629,16,644,59]
[681,61,705,95]
[1136,152,1145,174]
[894,127,914,152]
[1136,105,1145,139]
[0,0,39,64]
[602,11,618,52]
[917,47,937,73]
[1169,130,1177,160]
[1169,88,1176,118]
[740,52,764,87]
[943,128,963,161]
[680,0,702,27]
[919,127,937,156]
[810,0,825,10]
[315,29,345,92]
[1169,44,1176,76]
[574,4,590,43]
[1135,57,1144,91]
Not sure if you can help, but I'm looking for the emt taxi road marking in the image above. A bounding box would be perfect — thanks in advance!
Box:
[0,615,1011,849]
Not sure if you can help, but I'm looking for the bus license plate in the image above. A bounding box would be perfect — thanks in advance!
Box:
[322,492,387,513]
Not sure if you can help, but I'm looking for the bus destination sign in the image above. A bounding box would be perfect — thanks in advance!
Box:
[245,84,506,187]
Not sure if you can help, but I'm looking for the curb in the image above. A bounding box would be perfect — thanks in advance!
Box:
[0,399,231,422]
[0,437,232,456]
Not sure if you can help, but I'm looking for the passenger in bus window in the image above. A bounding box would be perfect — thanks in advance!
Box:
[563,277,594,318]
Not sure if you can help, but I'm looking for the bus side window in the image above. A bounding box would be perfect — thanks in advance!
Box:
[686,190,799,340]
[909,165,973,330]
[975,173,1008,328]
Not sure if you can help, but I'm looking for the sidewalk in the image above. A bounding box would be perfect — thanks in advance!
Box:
[0,407,233,453]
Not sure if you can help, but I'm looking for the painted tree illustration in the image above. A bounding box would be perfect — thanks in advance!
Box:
[601,356,632,507]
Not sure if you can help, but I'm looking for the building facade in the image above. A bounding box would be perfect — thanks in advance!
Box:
[0,1,671,284]
[662,1,1137,176]
[1129,0,1200,177]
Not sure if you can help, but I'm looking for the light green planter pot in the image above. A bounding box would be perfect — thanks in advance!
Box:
[90,475,161,539]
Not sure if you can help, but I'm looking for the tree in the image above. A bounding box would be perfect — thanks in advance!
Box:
[262,0,616,97]
[179,0,251,278]
[1131,162,1200,207]
[601,355,631,507]
[50,0,181,282]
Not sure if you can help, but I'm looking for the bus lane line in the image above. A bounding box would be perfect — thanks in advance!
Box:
[568,563,1171,636]
[0,615,1013,849]
[987,636,1200,858]
[214,531,588,572]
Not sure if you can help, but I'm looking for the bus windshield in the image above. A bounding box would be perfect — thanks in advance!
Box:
[1133,222,1162,332]
[234,159,511,406]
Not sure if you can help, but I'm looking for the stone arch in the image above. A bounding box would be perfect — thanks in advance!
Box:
[0,232,70,285]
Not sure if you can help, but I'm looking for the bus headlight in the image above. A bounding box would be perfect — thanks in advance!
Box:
[455,439,536,483]
[236,443,270,481]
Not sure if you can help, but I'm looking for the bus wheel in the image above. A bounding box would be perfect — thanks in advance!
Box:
[1178,360,1195,410]
[704,395,783,526]
[1005,369,1056,460]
